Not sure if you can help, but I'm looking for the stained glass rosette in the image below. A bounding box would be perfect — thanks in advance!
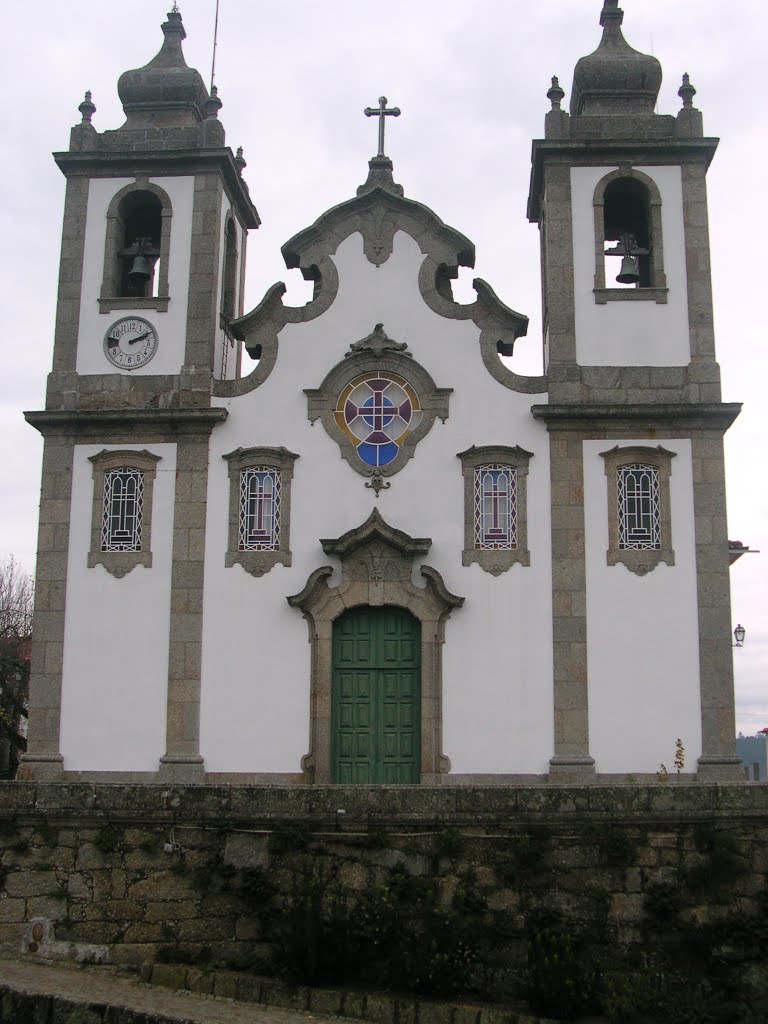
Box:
[335,372,422,467]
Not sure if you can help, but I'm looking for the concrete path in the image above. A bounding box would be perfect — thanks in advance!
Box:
[0,958,365,1024]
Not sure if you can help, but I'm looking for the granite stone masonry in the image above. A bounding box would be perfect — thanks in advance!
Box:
[0,783,766,1014]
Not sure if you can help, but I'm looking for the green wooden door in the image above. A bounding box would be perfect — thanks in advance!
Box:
[332,606,421,784]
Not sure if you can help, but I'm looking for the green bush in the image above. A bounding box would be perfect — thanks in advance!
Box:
[527,928,599,1020]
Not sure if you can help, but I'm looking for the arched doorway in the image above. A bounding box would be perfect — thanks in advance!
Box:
[332,606,421,784]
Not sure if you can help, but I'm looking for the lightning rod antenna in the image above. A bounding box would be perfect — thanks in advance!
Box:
[210,0,221,91]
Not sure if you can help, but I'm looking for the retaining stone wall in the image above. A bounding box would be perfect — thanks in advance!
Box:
[0,783,767,1015]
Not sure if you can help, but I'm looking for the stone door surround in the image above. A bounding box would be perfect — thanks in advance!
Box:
[288,509,464,784]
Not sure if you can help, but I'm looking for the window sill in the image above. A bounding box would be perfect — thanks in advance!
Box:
[88,551,152,578]
[594,288,668,305]
[226,549,291,578]
[99,296,170,314]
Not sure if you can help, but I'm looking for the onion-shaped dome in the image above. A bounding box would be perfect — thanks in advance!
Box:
[570,1,661,116]
[118,9,208,126]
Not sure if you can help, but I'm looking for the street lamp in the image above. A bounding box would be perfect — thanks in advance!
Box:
[733,624,746,648]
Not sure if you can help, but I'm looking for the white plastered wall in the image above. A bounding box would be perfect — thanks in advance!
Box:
[571,166,691,366]
[59,443,176,771]
[583,438,702,772]
[200,230,554,775]
[76,176,194,376]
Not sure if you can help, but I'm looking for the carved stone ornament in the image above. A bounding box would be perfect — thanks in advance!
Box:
[287,509,464,784]
[305,324,451,487]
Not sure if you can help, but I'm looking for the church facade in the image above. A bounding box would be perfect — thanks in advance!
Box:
[21,1,743,784]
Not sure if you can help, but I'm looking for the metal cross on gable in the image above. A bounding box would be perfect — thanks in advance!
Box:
[364,96,401,158]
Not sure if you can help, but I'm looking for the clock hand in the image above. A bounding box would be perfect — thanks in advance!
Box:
[129,331,151,345]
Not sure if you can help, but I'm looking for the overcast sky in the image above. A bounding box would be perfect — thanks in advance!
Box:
[1,1,765,735]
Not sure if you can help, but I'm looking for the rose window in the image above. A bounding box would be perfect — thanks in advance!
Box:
[335,372,422,467]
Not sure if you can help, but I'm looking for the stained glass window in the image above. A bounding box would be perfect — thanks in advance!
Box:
[474,466,517,549]
[101,468,144,552]
[239,468,281,550]
[617,464,660,549]
[335,372,422,468]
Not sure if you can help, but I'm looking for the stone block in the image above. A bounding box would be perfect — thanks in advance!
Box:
[213,973,240,999]
[185,967,216,994]
[151,962,188,990]
[224,832,270,868]
[4,871,57,898]
[310,988,343,1015]
[176,917,233,942]
[127,872,194,901]
[364,993,397,1024]
[122,922,167,943]
[343,992,368,1019]
[144,900,200,922]
[419,1001,455,1024]
[454,1008,483,1024]
[0,898,25,923]
[235,975,264,1003]
[75,844,108,871]
[609,892,645,924]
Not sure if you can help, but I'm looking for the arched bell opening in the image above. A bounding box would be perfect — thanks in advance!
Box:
[117,190,162,297]
[99,180,172,311]
[592,168,666,298]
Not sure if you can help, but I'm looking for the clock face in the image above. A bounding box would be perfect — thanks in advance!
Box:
[104,317,158,370]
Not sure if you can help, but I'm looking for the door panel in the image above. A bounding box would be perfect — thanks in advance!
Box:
[331,606,421,784]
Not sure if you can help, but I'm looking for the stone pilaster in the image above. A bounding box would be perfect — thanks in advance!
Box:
[692,432,743,780]
[18,436,75,778]
[184,173,224,373]
[547,427,595,780]
[159,435,212,780]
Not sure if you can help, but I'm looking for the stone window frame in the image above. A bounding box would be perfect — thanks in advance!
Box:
[593,168,668,305]
[223,446,299,577]
[600,444,676,576]
[87,449,161,578]
[99,178,172,314]
[304,324,451,491]
[458,445,533,575]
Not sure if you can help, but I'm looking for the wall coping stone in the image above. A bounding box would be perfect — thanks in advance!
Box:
[1,783,766,829]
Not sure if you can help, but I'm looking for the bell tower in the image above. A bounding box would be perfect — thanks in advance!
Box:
[528,0,743,781]
[21,8,259,779]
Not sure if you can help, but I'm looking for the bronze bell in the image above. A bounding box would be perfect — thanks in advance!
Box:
[127,254,152,287]
[616,255,641,285]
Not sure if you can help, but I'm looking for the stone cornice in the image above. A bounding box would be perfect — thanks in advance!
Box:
[531,402,741,431]
[527,137,719,221]
[320,508,431,560]
[25,408,228,438]
[53,149,260,229]
[2,782,767,822]
[281,182,475,271]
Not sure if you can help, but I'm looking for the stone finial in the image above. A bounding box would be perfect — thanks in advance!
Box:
[356,156,405,198]
[78,90,96,124]
[678,73,697,109]
[547,76,565,111]
[570,0,662,116]
[204,84,223,119]
[346,323,410,360]
[600,0,623,26]
[235,146,247,173]
[117,6,208,128]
